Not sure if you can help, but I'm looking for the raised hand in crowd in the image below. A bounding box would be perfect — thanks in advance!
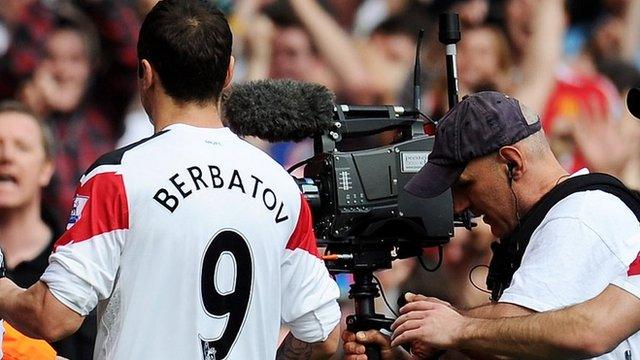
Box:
[243,14,276,80]
[571,101,633,177]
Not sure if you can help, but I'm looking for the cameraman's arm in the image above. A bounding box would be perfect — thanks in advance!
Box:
[456,284,640,359]
[463,301,535,318]
[392,285,640,359]
[458,298,537,359]
[277,326,340,360]
[413,301,531,360]
[386,295,533,360]
[391,299,536,360]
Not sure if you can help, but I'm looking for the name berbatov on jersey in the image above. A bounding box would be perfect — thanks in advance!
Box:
[152,164,290,223]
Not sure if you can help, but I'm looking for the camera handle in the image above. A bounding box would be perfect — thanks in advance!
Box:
[346,271,393,360]
[346,271,446,360]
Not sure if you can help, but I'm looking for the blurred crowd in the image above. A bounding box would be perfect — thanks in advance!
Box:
[0,0,639,358]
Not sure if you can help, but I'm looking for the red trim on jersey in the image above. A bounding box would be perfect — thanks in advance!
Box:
[629,252,640,276]
[55,172,129,250]
[286,195,320,257]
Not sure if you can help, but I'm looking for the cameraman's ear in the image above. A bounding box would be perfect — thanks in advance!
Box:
[223,56,235,90]
[498,146,524,180]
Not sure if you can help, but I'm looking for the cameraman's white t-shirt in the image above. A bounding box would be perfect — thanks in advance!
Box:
[612,246,640,296]
[500,170,640,359]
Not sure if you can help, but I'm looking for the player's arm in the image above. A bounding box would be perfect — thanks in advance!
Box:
[0,279,83,342]
[276,326,340,360]
[2,167,128,344]
[280,195,341,359]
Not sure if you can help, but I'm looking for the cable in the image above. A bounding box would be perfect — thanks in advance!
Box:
[287,157,313,173]
[507,170,522,231]
[468,264,491,294]
[417,110,437,125]
[417,245,443,272]
[372,274,399,318]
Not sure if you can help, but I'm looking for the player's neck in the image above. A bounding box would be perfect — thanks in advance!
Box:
[151,95,224,132]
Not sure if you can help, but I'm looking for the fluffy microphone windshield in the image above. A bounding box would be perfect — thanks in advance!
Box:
[222,79,335,142]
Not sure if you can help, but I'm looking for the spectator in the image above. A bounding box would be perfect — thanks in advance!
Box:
[0,100,95,359]
[0,0,139,226]
[0,100,57,359]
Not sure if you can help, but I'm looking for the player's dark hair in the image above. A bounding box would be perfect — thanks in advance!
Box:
[138,0,232,104]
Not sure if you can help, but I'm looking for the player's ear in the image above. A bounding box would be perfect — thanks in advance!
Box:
[223,56,234,90]
[139,59,154,91]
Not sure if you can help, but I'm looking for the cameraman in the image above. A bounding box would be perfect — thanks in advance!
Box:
[361,89,640,359]
[344,91,640,359]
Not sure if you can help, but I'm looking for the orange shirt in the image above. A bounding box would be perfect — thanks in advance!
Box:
[3,322,57,360]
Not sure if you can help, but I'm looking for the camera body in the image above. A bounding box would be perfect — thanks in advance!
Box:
[296,105,454,272]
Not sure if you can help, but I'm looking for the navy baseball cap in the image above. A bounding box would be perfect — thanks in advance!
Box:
[405,91,541,198]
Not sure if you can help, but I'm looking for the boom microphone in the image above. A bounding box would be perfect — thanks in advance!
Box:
[222,79,336,142]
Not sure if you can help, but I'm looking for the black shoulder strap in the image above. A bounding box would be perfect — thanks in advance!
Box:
[487,173,640,301]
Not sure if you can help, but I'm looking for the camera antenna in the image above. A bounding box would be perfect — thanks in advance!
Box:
[439,13,461,108]
[410,29,436,129]
[413,29,424,114]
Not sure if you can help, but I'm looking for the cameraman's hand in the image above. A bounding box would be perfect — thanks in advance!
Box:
[391,299,466,351]
[390,293,453,359]
[343,329,411,360]
[402,292,454,309]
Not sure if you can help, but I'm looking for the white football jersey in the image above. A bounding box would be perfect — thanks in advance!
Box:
[41,124,340,359]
